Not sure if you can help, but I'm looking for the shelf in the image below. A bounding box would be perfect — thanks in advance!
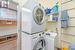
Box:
[51,13,59,15]
[47,21,58,23]
[0,24,17,26]
[0,20,17,26]
[0,7,17,11]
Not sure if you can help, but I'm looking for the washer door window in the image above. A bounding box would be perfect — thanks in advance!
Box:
[33,7,45,25]
[33,39,46,50]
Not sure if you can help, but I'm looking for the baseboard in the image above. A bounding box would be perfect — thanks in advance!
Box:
[0,33,17,44]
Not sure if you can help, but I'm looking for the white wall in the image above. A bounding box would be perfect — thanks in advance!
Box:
[0,26,17,36]
[61,0,75,47]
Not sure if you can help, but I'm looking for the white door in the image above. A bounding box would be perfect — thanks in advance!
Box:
[33,6,45,25]
[33,39,46,50]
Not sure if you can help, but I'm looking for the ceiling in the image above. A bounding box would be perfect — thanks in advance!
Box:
[13,0,57,8]
[13,0,28,6]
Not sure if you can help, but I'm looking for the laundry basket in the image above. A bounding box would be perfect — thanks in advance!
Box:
[69,44,75,50]
[62,46,68,50]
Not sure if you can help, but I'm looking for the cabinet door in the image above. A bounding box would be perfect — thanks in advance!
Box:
[0,20,17,26]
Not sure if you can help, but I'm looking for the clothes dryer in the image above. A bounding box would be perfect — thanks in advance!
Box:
[21,0,46,34]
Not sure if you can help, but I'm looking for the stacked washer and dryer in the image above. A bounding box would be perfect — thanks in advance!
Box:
[18,0,57,50]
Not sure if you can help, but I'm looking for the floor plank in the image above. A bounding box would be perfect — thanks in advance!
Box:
[0,39,17,50]
[0,39,58,50]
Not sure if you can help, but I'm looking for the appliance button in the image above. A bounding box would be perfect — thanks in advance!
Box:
[42,32,44,34]
[46,33,50,36]
[39,34,41,36]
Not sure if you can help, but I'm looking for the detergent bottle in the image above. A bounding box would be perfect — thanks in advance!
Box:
[51,2,59,14]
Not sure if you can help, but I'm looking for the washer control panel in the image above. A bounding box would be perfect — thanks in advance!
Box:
[46,33,50,36]
[32,32,44,39]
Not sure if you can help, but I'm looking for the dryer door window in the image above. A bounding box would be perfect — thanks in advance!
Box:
[33,7,45,25]
[33,39,46,50]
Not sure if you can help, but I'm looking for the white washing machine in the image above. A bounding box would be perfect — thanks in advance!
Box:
[21,0,46,34]
[44,31,57,50]
[21,31,57,50]
[21,31,47,50]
